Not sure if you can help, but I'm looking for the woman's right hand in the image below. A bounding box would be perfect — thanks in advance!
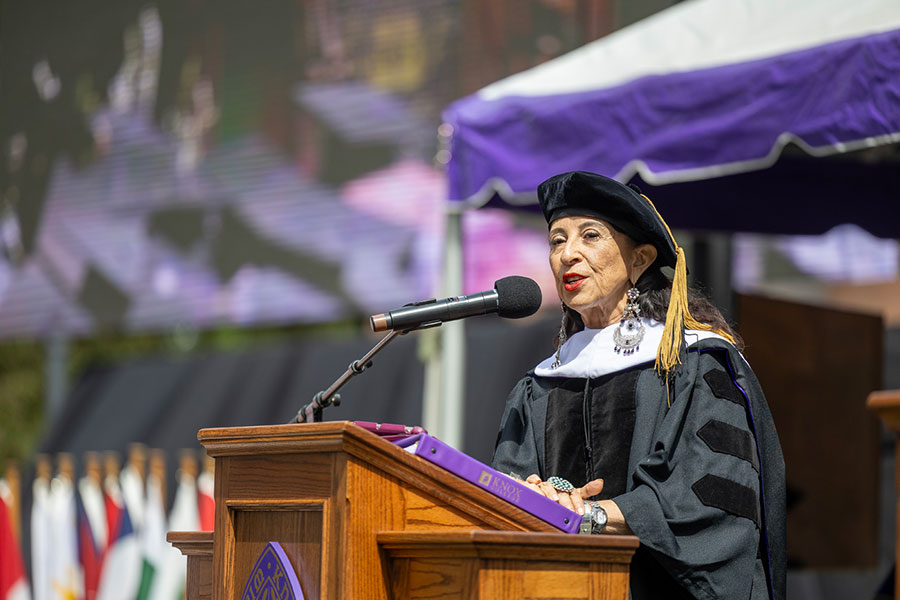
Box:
[523,474,604,515]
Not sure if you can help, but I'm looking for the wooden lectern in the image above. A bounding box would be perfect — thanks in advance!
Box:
[168,422,638,599]
[867,390,900,600]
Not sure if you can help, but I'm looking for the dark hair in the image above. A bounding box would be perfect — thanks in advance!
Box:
[557,266,743,350]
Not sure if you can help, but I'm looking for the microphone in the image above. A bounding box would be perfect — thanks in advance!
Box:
[370,276,542,332]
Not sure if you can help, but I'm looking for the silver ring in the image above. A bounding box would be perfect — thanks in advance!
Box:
[547,476,574,493]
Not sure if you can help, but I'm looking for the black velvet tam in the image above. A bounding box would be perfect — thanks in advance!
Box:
[537,171,679,269]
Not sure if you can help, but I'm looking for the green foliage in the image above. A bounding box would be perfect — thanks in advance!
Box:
[0,319,363,465]
[0,341,44,463]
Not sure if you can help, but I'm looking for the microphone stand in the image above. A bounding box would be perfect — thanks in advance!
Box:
[292,327,419,423]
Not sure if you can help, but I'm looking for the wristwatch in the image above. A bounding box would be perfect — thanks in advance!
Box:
[579,500,608,535]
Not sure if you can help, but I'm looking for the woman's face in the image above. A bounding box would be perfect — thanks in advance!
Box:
[548,215,657,329]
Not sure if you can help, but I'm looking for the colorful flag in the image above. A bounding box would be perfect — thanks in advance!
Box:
[30,477,51,600]
[0,480,30,600]
[135,471,166,600]
[96,475,141,600]
[48,474,80,600]
[149,472,198,600]
[119,464,145,537]
[77,476,107,600]
[197,471,214,532]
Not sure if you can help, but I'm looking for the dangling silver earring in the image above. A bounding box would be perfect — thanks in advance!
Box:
[613,285,645,355]
[551,303,568,368]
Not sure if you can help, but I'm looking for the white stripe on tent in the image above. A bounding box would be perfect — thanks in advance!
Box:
[479,0,900,100]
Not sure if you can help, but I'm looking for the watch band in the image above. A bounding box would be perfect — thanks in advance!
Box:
[579,501,608,535]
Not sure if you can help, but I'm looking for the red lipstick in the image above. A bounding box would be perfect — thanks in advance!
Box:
[563,272,586,292]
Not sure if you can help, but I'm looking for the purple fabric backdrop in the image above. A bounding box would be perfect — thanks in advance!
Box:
[444,28,900,239]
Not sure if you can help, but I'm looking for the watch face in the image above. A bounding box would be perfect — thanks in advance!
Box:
[591,505,608,532]
[580,502,608,534]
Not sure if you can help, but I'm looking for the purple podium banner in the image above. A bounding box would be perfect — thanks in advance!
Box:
[396,433,581,534]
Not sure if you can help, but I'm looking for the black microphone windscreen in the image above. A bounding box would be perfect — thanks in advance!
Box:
[494,276,542,319]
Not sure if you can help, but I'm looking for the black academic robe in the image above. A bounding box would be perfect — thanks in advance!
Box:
[492,338,786,600]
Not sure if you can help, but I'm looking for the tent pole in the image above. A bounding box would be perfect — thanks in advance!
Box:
[421,209,465,448]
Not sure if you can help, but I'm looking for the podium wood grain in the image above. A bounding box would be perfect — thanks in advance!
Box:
[168,531,213,600]
[195,421,637,599]
[378,530,636,600]
[867,390,900,600]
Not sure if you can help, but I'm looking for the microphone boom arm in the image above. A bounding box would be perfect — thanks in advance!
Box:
[292,326,425,423]
[291,276,540,423]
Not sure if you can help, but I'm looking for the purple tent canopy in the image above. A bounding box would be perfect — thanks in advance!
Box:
[443,0,900,237]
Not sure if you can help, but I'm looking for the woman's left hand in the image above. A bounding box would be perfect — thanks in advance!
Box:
[524,474,604,515]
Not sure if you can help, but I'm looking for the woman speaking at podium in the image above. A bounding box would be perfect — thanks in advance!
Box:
[492,172,785,600]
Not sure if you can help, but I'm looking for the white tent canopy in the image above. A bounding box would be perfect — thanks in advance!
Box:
[443,0,900,236]
[429,0,900,448]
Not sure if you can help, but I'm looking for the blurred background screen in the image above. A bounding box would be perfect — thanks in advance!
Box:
[2,2,900,598]
[0,0,610,339]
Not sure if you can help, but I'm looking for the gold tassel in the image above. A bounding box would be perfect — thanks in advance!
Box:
[638,194,736,380]
[656,245,689,375]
